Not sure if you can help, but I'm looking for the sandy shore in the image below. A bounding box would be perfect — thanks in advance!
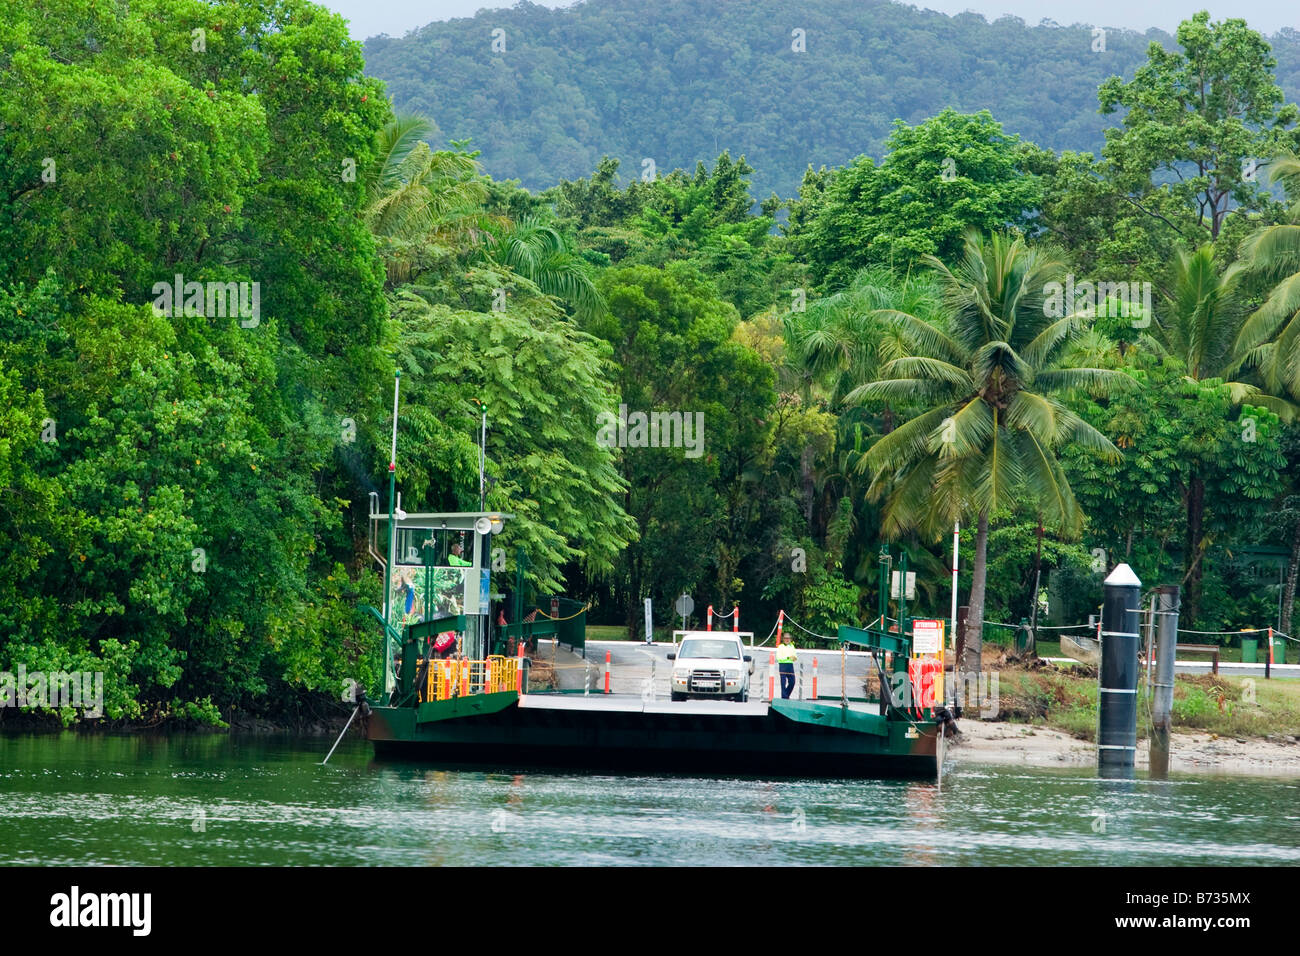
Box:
[948,719,1300,776]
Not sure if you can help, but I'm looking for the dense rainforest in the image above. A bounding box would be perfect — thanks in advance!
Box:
[2,0,1299,726]
[361,0,1300,199]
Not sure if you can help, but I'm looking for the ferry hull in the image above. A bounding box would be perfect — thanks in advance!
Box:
[367,694,941,780]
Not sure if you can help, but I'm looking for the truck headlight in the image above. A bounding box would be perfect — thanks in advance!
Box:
[725,669,740,680]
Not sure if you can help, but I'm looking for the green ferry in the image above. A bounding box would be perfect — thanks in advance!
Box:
[360,372,948,780]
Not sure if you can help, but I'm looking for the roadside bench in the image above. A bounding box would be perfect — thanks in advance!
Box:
[1177,643,1220,675]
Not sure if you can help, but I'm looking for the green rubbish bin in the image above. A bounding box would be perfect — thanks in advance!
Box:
[1241,636,1258,664]
[1270,636,1287,665]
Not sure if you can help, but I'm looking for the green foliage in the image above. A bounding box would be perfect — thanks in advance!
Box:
[1063,361,1286,625]
[582,261,792,628]
[961,515,1095,624]
[165,696,227,728]
[388,293,636,592]
[0,0,392,723]
[845,230,1135,667]
[1173,686,1216,722]
[855,232,1130,541]
[797,111,1048,286]
[798,563,862,638]
[548,153,798,319]
[1097,12,1300,243]
[0,637,143,725]
[1236,155,1300,400]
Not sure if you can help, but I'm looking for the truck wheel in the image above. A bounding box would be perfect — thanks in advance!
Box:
[671,692,685,702]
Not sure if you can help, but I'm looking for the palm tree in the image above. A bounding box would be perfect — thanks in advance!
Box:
[364,116,603,319]
[1148,243,1297,622]
[1154,243,1293,417]
[1235,154,1300,639]
[848,231,1132,674]
[782,269,938,560]
[483,214,604,322]
[784,267,937,414]
[363,114,491,285]
[1236,155,1300,399]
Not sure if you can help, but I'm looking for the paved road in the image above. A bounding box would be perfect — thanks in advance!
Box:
[1168,661,1297,679]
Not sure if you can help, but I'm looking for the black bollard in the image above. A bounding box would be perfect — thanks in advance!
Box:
[1098,564,1142,778]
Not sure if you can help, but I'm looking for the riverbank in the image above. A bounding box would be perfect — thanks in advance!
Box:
[949,653,1300,775]
[948,719,1300,775]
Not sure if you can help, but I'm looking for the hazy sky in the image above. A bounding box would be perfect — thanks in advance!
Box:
[319,0,1297,43]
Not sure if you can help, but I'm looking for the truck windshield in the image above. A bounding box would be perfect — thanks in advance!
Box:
[678,639,741,660]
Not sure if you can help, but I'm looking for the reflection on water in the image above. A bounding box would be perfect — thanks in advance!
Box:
[0,733,1296,866]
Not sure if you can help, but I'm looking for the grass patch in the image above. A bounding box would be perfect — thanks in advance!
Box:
[1168,673,1300,737]
[987,663,1300,742]
[1028,638,1268,664]
[586,625,630,641]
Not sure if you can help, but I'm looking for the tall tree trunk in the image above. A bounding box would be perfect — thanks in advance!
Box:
[800,445,814,526]
[1183,473,1206,625]
[1282,516,1300,639]
[963,510,990,676]
[626,552,642,639]
[1027,518,1043,659]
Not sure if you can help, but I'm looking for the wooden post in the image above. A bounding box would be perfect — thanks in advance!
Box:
[1150,585,1179,778]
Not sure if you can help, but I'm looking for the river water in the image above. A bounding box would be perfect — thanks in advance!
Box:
[1,733,1296,866]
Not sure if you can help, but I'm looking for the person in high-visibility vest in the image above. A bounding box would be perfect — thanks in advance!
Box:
[777,633,798,699]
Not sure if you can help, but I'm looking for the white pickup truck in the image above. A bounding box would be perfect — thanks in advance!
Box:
[667,632,753,702]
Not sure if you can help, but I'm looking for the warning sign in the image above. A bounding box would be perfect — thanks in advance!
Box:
[909,619,945,710]
[912,619,943,655]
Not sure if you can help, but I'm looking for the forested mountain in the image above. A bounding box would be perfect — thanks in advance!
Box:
[363,0,1300,197]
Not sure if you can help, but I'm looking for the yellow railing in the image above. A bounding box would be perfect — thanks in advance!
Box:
[424,656,520,702]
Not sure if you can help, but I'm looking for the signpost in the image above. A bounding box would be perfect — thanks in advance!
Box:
[676,595,696,639]
[890,570,917,601]
[674,592,694,632]
[910,619,945,709]
[644,597,654,645]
